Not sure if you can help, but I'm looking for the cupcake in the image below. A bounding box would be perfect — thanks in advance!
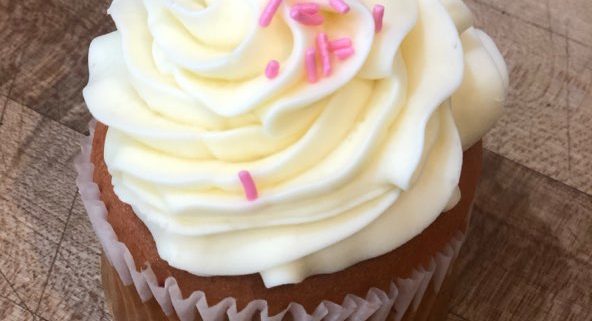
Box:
[79,0,508,320]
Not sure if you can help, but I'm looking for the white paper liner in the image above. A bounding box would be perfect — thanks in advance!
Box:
[75,120,467,321]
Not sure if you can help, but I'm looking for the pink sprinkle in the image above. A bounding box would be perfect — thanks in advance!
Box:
[329,0,350,13]
[265,60,280,79]
[293,2,320,15]
[305,47,318,83]
[238,171,258,201]
[334,47,355,60]
[373,4,385,33]
[290,8,324,25]
[260,0,283,27]
[329,38,352,51]
[316,33,331,76]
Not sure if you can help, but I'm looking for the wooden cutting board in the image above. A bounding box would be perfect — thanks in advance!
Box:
[0,0,590,320]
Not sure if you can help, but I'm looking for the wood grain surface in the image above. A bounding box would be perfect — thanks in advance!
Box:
[0,0,591,320]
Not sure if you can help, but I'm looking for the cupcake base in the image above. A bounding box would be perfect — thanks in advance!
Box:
[101,236,463,321]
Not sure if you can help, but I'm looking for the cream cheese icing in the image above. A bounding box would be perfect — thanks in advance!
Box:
[83,0,508,287]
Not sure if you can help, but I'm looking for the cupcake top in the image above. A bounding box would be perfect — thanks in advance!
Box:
[84,0,508,287]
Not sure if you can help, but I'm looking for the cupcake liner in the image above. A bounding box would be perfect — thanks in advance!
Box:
[75,120,466,321]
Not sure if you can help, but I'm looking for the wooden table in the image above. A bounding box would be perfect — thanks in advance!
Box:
[0,0,590,320]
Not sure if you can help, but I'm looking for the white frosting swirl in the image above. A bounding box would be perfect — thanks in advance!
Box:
[84,0,508,287]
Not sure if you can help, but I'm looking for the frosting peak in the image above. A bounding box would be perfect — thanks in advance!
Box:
[84,0,507,287]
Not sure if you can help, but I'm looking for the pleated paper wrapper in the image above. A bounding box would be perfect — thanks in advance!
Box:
[75,121,466,321]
